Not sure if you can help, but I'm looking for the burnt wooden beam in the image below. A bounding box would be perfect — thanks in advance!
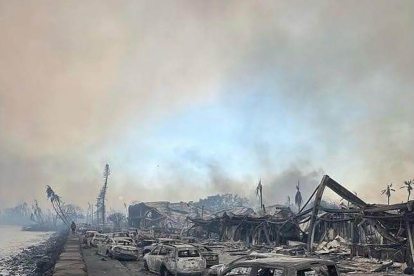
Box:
[319,207,361,214]
[324,177,367,208]
[307,175,329,251]
[366,219,399,243]
[364,202,414,213]
[406,221,414,265]
[307,175,401,251]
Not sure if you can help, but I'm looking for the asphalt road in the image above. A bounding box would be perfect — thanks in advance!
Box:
[82,247,149,276]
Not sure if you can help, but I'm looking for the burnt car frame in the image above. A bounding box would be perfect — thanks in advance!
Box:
[144,243,206,276]
[220,256,339,276]
[207,252,282,276]
[190,244,219,267]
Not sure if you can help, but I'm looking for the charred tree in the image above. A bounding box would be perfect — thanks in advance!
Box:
[256,179,264,213]
[295,181,303,212]
[45,185,70,227]
[96,164,110,225]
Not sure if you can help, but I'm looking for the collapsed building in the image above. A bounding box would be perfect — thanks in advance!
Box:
[302,175,414,265]
[128,175,414,267]
[189,205,299,245]
[128,201,216,235]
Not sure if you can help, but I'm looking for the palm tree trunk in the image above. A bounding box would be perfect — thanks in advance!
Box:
[51,201,68,227]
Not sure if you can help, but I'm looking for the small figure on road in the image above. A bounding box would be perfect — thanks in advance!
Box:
[71,221,76,234]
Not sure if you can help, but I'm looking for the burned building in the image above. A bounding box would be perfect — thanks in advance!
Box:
[189,205,299,245]
[128,201,210,233]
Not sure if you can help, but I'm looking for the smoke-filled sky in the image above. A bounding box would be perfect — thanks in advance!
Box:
[1,0,414,211]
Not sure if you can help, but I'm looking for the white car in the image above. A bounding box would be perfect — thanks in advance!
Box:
[98,237,138,261]
[144,244,206,276]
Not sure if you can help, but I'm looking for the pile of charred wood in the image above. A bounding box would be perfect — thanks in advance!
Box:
[189,175,414,269]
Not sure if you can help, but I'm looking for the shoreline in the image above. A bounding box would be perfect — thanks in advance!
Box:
[0,230,68,276]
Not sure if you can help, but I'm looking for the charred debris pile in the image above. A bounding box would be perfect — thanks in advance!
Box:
[127,175,414,273]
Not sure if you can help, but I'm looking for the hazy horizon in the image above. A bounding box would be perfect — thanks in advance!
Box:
[1,0,414,212]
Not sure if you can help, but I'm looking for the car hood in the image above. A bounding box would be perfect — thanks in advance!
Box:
[208,264,225,272]
[113,245,137,251]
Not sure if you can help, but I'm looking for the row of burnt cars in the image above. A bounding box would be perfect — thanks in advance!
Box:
[80,229,340,276]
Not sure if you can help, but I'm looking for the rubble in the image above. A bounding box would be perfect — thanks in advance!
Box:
[114,174,414,274]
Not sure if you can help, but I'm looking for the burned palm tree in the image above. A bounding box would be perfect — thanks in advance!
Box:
[31,200,44,225]
[256,179,264,213]
[381,183,395,205]
[295,181,303,212]
[400,180,413,201]
[45,185,70,227]
[96,164,110,225]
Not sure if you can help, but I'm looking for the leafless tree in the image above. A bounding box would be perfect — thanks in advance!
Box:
[31,200,44,224]
[108,212,126,229]
[256,179,264,212]
[295,181,303,212]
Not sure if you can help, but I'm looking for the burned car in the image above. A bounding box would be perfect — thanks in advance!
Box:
[91,233,109,247]
[142,238,182,256]
[97,237,138,261]
[110,231,130,238]
[144,244,206,276]
[191,244,219,267]
[207,253,281,276]
[83,230,99,246]
[219,256,339,276]
[137,239,156,248]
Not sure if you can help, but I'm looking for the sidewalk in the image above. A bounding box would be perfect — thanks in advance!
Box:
[81,247,134,276]
[53,234,87,276]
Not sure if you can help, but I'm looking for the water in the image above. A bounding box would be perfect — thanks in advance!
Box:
[0,225,54,260]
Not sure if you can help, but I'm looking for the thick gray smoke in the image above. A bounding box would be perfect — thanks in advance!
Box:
[1,1,414,210]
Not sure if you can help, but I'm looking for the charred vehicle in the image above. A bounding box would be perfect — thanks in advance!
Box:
[142,238,182,256]
[91,233,108,247]
[97,237,138,261]
[219,256,339,276]
[207,253,281,276]
[137,239,156,248]
[83,231,99,246]
[110,231,130,238]
[191,244,219,267]
[144,244,206,276]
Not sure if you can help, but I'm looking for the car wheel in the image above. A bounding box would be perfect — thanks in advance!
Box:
[143,260,149,271]
[161,267,171,276]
